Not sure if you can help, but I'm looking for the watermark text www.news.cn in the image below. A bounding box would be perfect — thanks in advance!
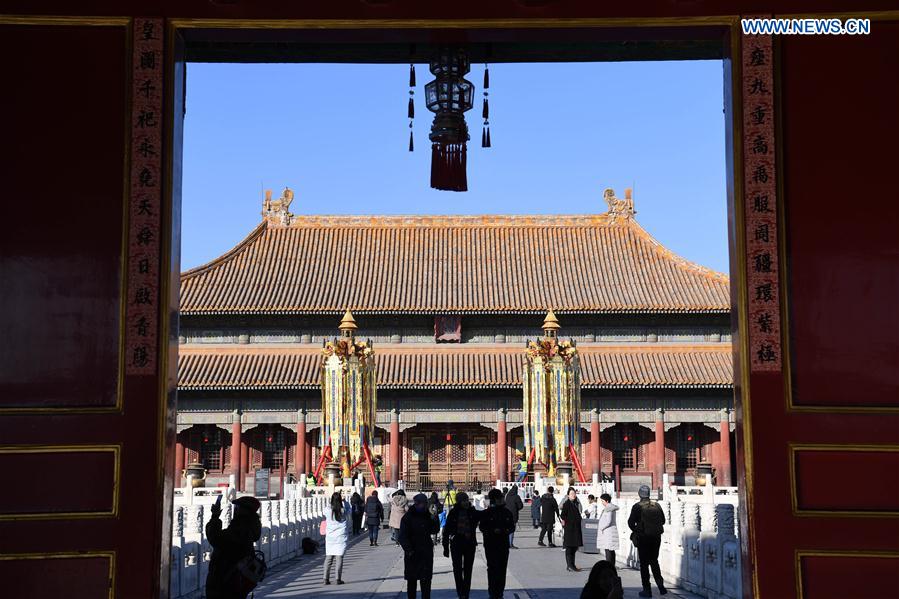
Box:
[742,18,871,35]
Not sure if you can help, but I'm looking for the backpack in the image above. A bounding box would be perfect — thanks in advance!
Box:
[301,537,318,554]
[640,500,665,536]
[224,549,267,596]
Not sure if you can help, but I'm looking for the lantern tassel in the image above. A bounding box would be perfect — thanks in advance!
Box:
[409,130,414,152]
[481,127,487,148]
[482,97,489,120]
[409,64,416,87]
[430,142,468,192]
[484,66,489,89]
[408,97,414,119]
[486,127,491,148]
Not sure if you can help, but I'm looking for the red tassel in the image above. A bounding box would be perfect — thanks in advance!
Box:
[408,97,414,119]
[484,66,490,89]
[409,64,416,87]
[409,130,414,152]
[482,98,489,120]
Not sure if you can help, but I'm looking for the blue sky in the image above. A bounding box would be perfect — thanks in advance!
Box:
[182,60,729,273]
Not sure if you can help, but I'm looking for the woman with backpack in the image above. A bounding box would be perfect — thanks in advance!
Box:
[389,489,408,545]
[323,492,351,585]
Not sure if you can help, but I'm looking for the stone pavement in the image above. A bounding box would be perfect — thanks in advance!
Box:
[254,524,701,599]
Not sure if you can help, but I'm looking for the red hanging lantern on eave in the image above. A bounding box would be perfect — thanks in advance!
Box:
[425,46,473,192]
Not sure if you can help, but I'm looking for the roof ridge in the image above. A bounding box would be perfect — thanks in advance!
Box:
[181,221,268,280]
[267,213,617,228]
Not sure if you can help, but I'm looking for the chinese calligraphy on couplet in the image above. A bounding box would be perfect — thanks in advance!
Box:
[126,18,163,375]
[742,31,781,372]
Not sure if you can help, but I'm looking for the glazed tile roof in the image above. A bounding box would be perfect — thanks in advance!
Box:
[179,214,730,315]
[178,343,733,391]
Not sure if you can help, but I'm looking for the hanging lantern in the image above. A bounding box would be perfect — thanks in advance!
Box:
[425,46,474,191]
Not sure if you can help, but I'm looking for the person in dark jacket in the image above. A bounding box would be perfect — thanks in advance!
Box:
[530,490,541,529]
[503,484,524,548]
[364,490,384,546]
[560,487,584,572]
[627,485,668,597]
[399,493,440,599]
[205,496,263,599]
[580,560,624,599]
[538,486,560,547]
[350,492,365,536]
[428,491,443,544]
[442,491,480,599]
[479,488,516,599]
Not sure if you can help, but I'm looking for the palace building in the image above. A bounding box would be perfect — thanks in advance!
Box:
[176,188,735,493]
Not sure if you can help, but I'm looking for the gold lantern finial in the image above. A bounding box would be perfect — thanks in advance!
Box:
[338,310,357,338]
[542,309,560,338]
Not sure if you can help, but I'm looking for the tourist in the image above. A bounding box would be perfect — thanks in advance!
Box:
[530,490,541,529]
[389,489,408,545]
[627,485,668,597]
[583,494,598,519]
[444,479,458,512]
[503,484,524,548]
[597,493,619,564]
[538,486,560,547]
[205,496,262,599]
[306,474,316,488]
[442,491,480,599]
[428,491,443,544]
[479,488,516,599]
[322,492,351,585]
[471,474,483,495]
[365,490,384,546]
[399,493,440,599]
[560,487,584,572]
[350,491,365,536]
[580,560,624,599]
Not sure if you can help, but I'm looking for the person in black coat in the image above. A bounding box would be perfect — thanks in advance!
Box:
[364,490,384,546]
[560,487,584,572]
[399,493,440,599]
[479,488,516,599]
[442,491,480,599]
[350,492,365,536]
[503,484,524,549]
[538,486,560,547]
[205,496,263,599]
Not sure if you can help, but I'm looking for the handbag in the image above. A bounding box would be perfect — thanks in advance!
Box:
[319,519,328,536]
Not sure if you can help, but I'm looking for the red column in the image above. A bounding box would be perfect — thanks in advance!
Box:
[231,413,242,488]
[496,409,508,482]
[718,410,732,486]
[175,439,185,486]
[654,410,665,490]
[389,409,400,485]
[240,438,248,491]
[296,410,307,478]
[590,409,601,478]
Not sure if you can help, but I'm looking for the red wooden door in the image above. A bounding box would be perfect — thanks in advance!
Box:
[0,17,178,598]
[735,20,899,598]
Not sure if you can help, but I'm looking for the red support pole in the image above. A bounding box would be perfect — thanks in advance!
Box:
[362,443,379,487]
[389,410,400,485]
[719,411,732,486]
[175,439,185,486]
[654,411,665,490]
[569,444,588,483]
[296,411,307,479]
[313,444,332,480]
[231,414,242,488]
[239,439,248,491]
[496,410,508,482]
[590,410,601,478]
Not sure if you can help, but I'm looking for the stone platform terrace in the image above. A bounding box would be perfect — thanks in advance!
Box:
[254,524,700,599]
